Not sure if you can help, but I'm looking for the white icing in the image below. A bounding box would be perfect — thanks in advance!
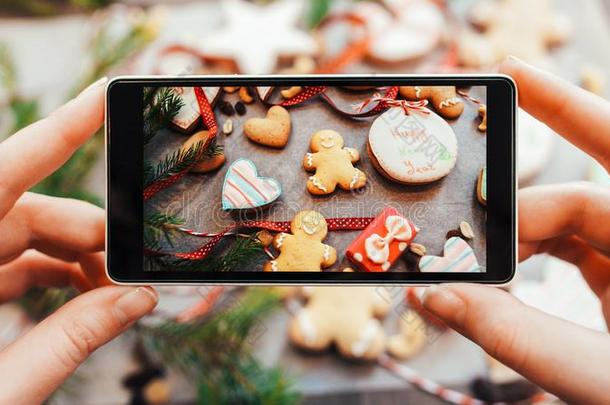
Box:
[323,245,331,261]
[439,97,461,109]
[368,107,458,183]
[414,86,422,98]
[270,260,278,272]
[297,311,317,344]
[353,253,363,262]
[364,216,412,264]
[305,153,314,167]
[309,176,328,192]
[398,242,407,251]
[347,148,357,160]
[276,233,286,248]
[351,319,381,357]
[381,262,391,271]
[349,170,360,190]
[321,138,336,149]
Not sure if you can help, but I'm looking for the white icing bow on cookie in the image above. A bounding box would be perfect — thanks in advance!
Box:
[364,215,412,268]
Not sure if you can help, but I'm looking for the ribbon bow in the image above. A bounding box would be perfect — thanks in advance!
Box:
[353,93,430,116]
[364,216,412,265]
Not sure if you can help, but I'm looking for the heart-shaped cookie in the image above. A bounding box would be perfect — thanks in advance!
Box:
[244,106,291,148]
[418,237,481,272]
[222,158,282,210]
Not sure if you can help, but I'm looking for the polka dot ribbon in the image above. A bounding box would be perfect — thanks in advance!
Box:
[155,217,375,261]
[143,87,217,201]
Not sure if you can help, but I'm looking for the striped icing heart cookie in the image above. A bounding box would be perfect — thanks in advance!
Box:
[222,159,282,210]
[419,237,481,272]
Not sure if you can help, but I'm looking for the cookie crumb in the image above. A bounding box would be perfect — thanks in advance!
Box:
[281,86,302,99]
[409,243,427,256]
[459,221,475,239]
[222,119,233,135]
[239,87,254,104]
[256,230,274,247]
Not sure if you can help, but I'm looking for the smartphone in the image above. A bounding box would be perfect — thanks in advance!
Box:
[106,75,516,285]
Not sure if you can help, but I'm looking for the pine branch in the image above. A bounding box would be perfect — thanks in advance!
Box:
[146,234,265,273]
[144,211,185,249]
[141,288,299,404]
[143,140,207,189]
[144,87,184,145]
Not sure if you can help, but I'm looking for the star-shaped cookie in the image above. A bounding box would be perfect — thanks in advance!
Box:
[200,0,318,74]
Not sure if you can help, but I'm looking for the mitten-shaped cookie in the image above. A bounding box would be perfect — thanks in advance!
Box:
[399,86,464,118]
[303,130,367,195]
[288,286,391,360]
[263,210,336,272]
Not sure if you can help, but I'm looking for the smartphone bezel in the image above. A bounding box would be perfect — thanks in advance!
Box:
[106,74,517,285]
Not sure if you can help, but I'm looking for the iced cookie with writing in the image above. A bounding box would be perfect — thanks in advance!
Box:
[477,166,487,207]
[303,130,366,195]
[419,237,482,272]
[288,285,391,360]
[263,211,336,272]
[399,86,464,119]
[180,130,225,173]
[347,207,418,272]
[244,106,291,148]
[387,310,427,360]
[171,87,221,134]
[222,158,282,210]
[367,107,458,184]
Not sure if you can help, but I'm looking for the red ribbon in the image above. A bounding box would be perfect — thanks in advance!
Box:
[148,217,375,261]
[144,87,218,200]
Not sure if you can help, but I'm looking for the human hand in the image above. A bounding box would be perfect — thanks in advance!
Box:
[0,78,158,404]
[422,57,610,404]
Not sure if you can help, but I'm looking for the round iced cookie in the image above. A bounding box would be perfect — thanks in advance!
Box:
[367,107,458,184]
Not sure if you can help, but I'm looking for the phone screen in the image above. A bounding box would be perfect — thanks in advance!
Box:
[141,85,487,275]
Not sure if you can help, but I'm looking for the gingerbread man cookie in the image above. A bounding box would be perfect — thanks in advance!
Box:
[263,210,337,272]
[303,130,367,195]
[288,285,391,360]
[399,86,464,119]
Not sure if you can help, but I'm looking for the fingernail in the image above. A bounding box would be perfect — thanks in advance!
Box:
[114,287,158,324]
[422,285,465,327]
[79,77,108,96]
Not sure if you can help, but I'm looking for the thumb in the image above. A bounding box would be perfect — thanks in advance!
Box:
[422,284,610,404]
[0,286,157,404]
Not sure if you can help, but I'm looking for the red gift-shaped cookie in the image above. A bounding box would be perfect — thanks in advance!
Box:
[346,207,418,272]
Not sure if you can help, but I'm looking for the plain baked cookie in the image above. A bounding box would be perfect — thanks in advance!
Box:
[303,129,367,195]
[367,107,458,184]
[244,105,291,148]
[288,285,391,360]
[399,86,464,119]
[263,210,337,272]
